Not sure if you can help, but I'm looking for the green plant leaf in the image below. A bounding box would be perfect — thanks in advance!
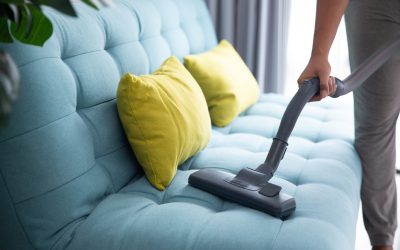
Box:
[81,0,98,10]
[9,5,32,41]
[7,4,19,23]
[39,0,77,16]
[0,0,23,4]
[21,5,33,38]
[10,3,53,46]
[0,3,18,22]
[97,0,113,8]
[0,17,13,43]
[0,50,19,126]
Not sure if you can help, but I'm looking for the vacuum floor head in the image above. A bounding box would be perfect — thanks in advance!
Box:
[189,168,296,219]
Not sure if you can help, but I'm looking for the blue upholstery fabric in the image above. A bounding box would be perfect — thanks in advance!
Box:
[0,1,361,249]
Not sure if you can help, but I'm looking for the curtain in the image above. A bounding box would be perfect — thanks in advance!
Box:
[205,0,291,93]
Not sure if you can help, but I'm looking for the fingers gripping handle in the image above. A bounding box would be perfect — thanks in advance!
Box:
[300,77,346,98]
[304,77,346,98]
[331,77,346,98]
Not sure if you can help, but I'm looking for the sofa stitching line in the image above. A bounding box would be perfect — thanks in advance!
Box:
[124,2,143,38]
[0,97,119,145]
[61,49,106,61]
[196,13,209,52]
[271,189,300,250]
[117,202,155,250]
[294,157,307,186]
[78,110,101,147]
[0,112,76,144]
[270,220,284,250]
[293,154,358,182]
[17,40,141,69]
[126,4,152,71]
[62,58,83,109]
[119,190,159,203]
[163,195,220,211]
[139,26,191,42]
[104,40,141,50]
[48,10,67,58]
[18,56,60,68]
[64,41,142,61]
[71,194,156,250]
[14,162,97,205]
[0,169,35,248]
[77,98,116,112]
[160,184,168,205]
[190,213,214,249]
[104,49,123,78]
[95,144,127,160]
[272,179,300,249]
[137,42,151,71]
[49,216,86,250]
[314,120,324,143]
[97,161,116,193]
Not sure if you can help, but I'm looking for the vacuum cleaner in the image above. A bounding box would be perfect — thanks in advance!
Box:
[189,36,400,219]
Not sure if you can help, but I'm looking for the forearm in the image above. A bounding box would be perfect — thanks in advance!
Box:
[312,0,349,58]
[298,0,349,100]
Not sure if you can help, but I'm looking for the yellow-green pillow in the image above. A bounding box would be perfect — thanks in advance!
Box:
[184,40,260,127]
[117,56,211,190]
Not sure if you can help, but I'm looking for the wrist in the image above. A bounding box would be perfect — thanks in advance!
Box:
[311,49,329,59]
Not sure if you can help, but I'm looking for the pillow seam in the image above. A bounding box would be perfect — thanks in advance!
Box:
[126,81,159,187]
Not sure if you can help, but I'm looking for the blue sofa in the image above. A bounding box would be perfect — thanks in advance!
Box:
[0,0,361,249]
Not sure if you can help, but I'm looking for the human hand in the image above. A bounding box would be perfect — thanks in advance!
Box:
[297,54,337,102]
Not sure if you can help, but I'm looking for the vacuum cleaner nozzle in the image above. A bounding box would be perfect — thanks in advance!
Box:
[189,168,296,219]
[188,80,320,219]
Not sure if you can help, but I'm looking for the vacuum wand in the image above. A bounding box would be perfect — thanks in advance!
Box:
[256,80,320,175]
[258,36,400,175]
[334,36,400,97]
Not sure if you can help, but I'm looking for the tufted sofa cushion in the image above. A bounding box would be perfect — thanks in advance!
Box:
[66,95,361,250]
[0,0,361,249]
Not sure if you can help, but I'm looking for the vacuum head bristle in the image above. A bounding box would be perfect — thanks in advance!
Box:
[189,168,296,219]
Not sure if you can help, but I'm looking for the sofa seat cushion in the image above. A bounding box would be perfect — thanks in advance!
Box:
[67,168,357,250]
[67,94,361,250]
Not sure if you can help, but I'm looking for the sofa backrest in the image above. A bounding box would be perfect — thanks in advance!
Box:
[0,0,217,249]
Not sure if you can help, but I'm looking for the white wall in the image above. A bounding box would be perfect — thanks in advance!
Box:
[284,0,350,96]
